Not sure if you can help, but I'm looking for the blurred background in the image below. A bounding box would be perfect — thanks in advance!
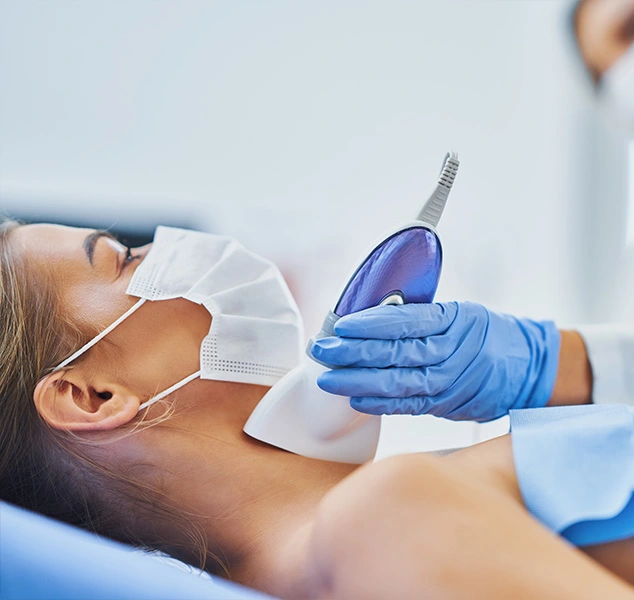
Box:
[1,0,631,456]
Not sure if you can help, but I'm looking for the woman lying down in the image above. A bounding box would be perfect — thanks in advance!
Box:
[2,220,634,600]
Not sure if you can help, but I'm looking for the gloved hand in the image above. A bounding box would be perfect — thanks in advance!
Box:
[310,301,561,422]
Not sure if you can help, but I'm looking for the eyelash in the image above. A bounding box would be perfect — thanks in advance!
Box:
[122,247,137,269]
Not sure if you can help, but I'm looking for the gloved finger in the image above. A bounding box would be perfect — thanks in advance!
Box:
[410,360,503,422]
[350,395,433,415]
[349,392,494,421]
[315,315,487,394]
[350,389,503,420]
[317,365,453,398]
[437,361,507,422]
[333,302,458,340]
[310,334,457,367]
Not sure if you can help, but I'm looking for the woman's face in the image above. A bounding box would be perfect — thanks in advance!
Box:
[14,223,213,409]
[15,224,147,325]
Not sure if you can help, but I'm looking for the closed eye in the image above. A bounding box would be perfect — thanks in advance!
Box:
[83,230,119,266]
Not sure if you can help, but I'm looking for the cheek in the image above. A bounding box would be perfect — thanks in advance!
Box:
[62,278,136,331]
[106,299,212,392]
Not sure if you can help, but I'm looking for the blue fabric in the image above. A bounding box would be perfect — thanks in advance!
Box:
[312,301,561,422]
[510,405,634,547]
[563,493,634,547]
[0,501,276,600]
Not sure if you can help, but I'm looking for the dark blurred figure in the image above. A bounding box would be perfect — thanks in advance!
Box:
[573,0,634,131]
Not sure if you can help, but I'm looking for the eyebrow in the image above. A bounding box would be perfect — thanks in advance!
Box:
[83,230,118,266]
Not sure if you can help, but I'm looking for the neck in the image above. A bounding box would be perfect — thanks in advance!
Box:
[227,441,356,595]
[123,379,357,597]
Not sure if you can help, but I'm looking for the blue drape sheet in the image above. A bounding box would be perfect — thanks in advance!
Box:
[510,405,634,547]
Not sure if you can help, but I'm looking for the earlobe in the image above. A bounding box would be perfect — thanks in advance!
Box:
[34,371,141,431]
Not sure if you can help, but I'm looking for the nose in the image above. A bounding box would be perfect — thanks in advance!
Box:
[128,243,152,276]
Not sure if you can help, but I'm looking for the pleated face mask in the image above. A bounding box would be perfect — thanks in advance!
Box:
[54,226,305,412]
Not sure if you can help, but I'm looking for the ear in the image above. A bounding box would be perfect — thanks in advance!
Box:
[34,370,141,431]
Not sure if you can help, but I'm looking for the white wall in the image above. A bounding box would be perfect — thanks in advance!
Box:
[0,0,609,453]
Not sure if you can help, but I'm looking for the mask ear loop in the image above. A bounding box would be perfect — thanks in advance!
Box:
[137,370,201,412]
[52,296,201,414]
[53,298,148,371]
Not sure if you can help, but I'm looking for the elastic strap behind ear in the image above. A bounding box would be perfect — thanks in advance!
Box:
[137,371,201,412]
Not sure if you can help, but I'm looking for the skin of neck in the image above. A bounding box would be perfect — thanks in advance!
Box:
[100,377,357,597]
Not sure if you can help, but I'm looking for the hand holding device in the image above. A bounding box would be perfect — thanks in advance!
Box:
[312,301,561,422]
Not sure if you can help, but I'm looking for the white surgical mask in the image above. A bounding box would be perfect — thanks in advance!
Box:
[601,42,634,135]
[54,226,304,412]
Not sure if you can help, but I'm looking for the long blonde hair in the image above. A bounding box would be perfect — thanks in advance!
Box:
[0,220,221,574]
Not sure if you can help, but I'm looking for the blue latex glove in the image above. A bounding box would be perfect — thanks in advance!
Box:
[310,301,561,422]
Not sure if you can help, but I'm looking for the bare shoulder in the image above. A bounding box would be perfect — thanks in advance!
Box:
[315,451,484,541]
[304,447,634,600]
[317,453,451,529]
[318,436,518,539]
